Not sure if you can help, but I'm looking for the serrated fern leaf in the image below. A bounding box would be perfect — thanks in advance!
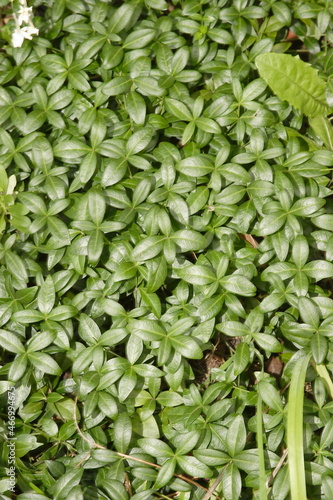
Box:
[256,53,331,117]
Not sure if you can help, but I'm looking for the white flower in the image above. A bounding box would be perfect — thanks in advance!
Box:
[11,25,39,47]
[21,26,39,38]
[17,6,33,25]
[10,0,38,48]
[12,28,25,47]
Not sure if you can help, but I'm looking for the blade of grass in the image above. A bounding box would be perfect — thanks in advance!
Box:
[287,354,310,500]
[256,392,268,500]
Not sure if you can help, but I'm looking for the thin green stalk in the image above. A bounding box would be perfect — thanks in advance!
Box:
[256,393,268,500]
[287,355,310,500]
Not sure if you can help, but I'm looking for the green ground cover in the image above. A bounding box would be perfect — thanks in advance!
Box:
[1,1,333,499]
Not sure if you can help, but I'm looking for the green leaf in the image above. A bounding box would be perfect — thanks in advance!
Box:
[131,319,166,341]
[193,448,230,466]
[146,256,168,293]
[154,458,177,489]
[123,29,156,49]
[177,455,213,478]
[23,110,46,134]
[72,346,95,375]
[13,310,45,323]
[170,335,202,359]
[79,314,101,344]
[114,262,137,282]
[103,76,132,96]
[222,463,242,500]
[88,229,104,265]
[47,217,71,245]
[253,332,282,352]
[303,260,333,280]
[156,391,183,407]
[206,400,233,423]
[220,275,256,297]
[37,276,55,315]
[119,369,137,401]
[32,138,54,171]
[138,438,174,458]
[233,342,250,376]
[171,229,206,251]
[18,193,46,214]
[197,294,224,322]
[0,329,25,353]
[5,250,28,282]
[108,3,137,33]
[88,189,106,226]
[17,494,52,500]
[50,469,83,500]
[139,288,161,318]
[53,139,91,160]
[215,185,247,205]
[290,197,325,216]
[208,27,233,44]
[48,89,75,111]
[48,305,77,321]
[79,151,97,183]
[256,53,331,116]
[311,333,328,364]
[132,236,164,261]
[292,235,309,269]
[103,481,129,500]
[176,156,214,177]
[195,117,220,134]
[165,98,193,121]
[298,297,320,327]
[8,354,28,382]
[102,158,128,187]
[126,127,153,155]
[177,264,216,285]
[187,186,209,214]
[259,293,285,313]
[133,363,164,377]
[272,466,290,500]
[126,91,146,125]
[311,214,333,231]
[205,96,233,119]
[309,115,333,150]
[182,121,196,144]
[91,449,119,463]
[226,415,246,457]
[233,450,260,473]
[217,321,251,337]
[27,331,56,353]
[114,412,132,453]
[135,76,165,96]
[257,211,287,236]
[28,352,62,375]
[257,380,283,412]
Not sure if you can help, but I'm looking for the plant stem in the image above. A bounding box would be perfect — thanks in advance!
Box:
[287,355,310,500]
[257,393,268,500]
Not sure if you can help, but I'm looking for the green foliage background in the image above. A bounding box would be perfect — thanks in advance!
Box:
[1,0,333,499]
